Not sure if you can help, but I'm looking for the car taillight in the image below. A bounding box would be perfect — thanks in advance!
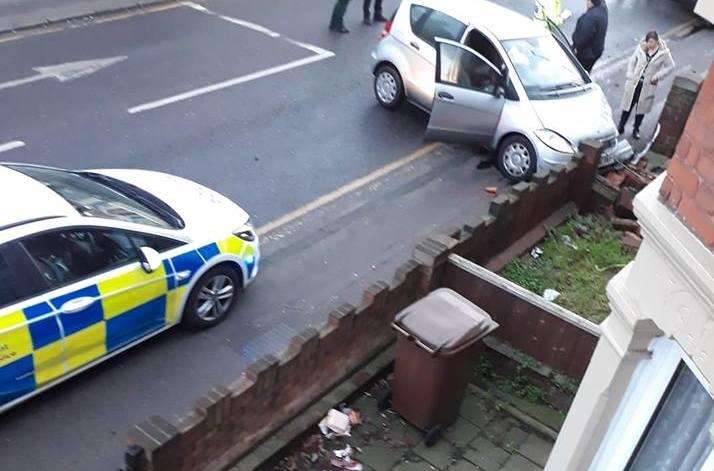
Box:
[380,19,392,39]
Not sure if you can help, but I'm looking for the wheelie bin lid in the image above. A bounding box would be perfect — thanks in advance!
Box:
[393,288,498,354]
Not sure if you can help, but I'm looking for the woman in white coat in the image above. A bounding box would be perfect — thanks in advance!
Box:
[618,31,675,139]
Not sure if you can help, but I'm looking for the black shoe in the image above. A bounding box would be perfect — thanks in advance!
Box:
[329,24,349,33]
[363,16,372,25]
[633,128,641,140]
[374,13,389,22]
[618,124,625,135]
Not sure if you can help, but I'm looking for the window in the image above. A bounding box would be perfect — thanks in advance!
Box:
[23,229,139,287]
[439,43,501,94]
[503,35,587,99]
[465,29,504,73]
[129,232,183,253]
[0,251,21,308]
[8,165,182,229]
[410,5,466,48]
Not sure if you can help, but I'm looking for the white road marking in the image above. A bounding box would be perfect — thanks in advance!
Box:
[129,2,335,114]
[591,18,700,80]
[256,143,442,237]
[0,56,127,91]
[128,52,333,114]
[0,140,26,153]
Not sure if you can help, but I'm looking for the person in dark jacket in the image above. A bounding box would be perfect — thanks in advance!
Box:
[572,0,608,72]
[363,0,388,25]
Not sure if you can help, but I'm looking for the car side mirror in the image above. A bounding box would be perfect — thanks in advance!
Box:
[139,246,162,273]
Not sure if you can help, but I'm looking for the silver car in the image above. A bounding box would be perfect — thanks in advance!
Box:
[371,0,632,181]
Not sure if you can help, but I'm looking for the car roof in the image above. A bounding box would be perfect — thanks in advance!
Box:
[412,0,546,40]
[0,164,76,230]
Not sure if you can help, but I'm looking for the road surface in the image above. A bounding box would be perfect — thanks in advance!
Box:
[0,0,710,469]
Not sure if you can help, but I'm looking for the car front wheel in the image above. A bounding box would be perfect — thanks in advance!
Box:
[497,135,537,182]
[183,265,241,328]
[374,64,404,109]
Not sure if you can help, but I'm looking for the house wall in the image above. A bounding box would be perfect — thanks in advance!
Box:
[545,65,714,471]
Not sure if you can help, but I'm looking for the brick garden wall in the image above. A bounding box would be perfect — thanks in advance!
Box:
[442,255,599,380]
[125,143,604,471]
[660,64,714,248]
[652,73,704,158]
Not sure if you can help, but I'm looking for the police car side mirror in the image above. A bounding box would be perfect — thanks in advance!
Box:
[139,246,162,273]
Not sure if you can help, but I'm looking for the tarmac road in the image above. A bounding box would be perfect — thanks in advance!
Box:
[0,0,710,469]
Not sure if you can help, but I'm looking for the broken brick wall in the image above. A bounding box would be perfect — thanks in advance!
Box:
[660,64,714,248]
[124,143,605,471]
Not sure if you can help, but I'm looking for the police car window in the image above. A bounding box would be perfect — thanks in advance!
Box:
[23,229,139,288]
[410,5,466,48]
[8,165,176,229]
[129,233,183,253]
[0,251,21,307]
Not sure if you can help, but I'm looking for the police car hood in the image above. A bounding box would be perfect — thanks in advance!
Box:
[92,169,250,232]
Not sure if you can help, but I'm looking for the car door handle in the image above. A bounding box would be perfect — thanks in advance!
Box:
[438,91,454,100]
[60,296,96,314]
[409,41,420,50]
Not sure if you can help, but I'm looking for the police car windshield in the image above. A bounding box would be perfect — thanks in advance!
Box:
[503,34,588,98]
[9,165,181,229]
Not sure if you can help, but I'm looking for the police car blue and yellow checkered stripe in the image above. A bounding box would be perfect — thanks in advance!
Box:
[1,235,257,408]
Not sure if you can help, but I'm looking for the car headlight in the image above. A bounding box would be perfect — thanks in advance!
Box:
[534,129,575,154]
[233,221,256,242]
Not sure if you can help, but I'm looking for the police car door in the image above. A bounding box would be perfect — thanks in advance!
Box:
[20,227,174,374]
[426,39,506,144]
[0,241,65,410]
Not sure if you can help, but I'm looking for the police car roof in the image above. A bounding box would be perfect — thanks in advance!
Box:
[415,0,546,41]
[0,164,75,229]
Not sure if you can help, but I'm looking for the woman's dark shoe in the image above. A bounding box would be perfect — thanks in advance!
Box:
[633,128,641,140]
[329,24,350,33]
[374,13,389,22]
[618,124,625,135]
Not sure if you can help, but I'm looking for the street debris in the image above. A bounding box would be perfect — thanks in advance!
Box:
[560,235,578,250]
[530,247,544,259]
[330,445,364,470]
[543,289,561,302]
[319,409,352,438]
[621,231,643,249]
[485,186,498,196]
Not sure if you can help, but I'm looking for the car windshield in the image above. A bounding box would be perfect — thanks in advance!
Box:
[503,35,588,98]
[9,165,180,229]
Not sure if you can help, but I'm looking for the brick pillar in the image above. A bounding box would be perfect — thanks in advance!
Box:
[660,65,714,248]
[652,73,704,158]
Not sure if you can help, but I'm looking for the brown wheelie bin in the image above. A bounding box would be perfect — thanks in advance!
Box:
[391,288,498,446]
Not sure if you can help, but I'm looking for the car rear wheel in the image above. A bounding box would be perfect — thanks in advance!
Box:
[497,135,537,182]
[374,64,404,109]
[183,265,241,328]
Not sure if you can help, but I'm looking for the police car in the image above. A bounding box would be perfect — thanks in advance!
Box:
[0,163,259,412]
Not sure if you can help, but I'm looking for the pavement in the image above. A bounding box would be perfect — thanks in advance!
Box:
[0,0,711,470]
[275,380,557,471]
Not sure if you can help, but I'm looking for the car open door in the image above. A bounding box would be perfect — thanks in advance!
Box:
[426,39,505,145]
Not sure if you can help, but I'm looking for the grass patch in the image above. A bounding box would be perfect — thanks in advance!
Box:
[500,214,635,323]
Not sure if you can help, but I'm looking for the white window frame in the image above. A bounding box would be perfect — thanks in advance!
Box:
[590,336,714,471]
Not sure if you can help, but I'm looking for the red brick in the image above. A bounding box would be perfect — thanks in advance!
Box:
[668,184,683,208]
[678,197,714,248]
[696,184,714,216]
[660,175,674,200]
[696,152,714,183]
[668,158,700,196]
[675,133,692,162]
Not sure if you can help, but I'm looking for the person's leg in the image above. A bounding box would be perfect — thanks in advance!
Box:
[363,0,372,24]
[633,114,645,140]
[618,110,631,134]
[330,0,351,32]
[374,0,387,21]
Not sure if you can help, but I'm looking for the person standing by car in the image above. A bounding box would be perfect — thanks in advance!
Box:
[572,0,608,72]
[363,0,388,24]
[330,0,352,33]
[618,31,675,139]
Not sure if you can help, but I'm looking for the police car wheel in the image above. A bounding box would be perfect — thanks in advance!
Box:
[184,265,241,328]
[374,64,404,109]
